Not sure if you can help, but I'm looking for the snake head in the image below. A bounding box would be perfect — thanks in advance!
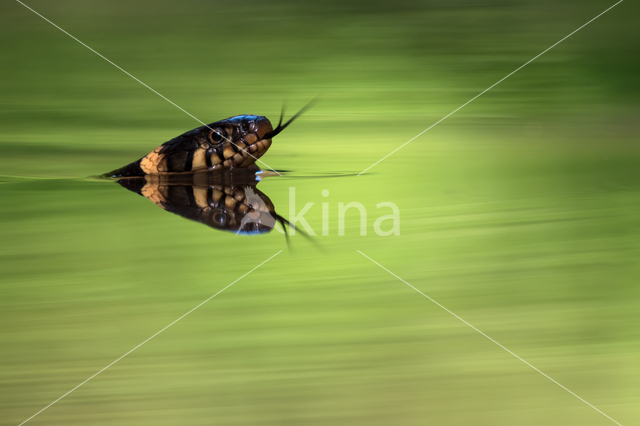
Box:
[201,114,275,169]
[198,101,314,172]
[211,115,274,142]
[106,101,313,177]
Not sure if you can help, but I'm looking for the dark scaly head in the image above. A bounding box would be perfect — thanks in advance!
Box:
[188,114,276,171]
[107,102,312,178]
[108,115,272,177]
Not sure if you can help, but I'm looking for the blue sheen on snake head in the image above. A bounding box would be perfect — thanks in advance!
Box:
[224,115,274,141]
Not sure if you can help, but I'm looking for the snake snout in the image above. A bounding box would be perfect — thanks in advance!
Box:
[255,116,274,141]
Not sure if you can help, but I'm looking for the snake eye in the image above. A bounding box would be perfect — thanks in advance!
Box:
[209,129,223,143]
[213,212,228,226]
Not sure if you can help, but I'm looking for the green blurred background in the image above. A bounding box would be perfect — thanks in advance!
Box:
[1,0,639,425]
